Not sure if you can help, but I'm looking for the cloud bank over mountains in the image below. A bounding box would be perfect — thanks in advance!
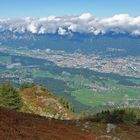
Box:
[0,13,140,36]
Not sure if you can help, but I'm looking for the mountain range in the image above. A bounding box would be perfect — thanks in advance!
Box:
[0,31,140,57]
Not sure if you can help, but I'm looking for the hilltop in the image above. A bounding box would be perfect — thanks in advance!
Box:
[19,84,75,120]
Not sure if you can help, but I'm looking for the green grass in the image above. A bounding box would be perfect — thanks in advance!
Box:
[32,70,54,78]
[71,88,123,107]
[127,78,140,85]
[69,75,140,108]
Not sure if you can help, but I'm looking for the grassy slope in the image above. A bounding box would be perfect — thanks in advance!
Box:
[20,85,75,120]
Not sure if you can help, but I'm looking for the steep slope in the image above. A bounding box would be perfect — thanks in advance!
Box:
[0,108,94,140]
[0,107,140,140]
[19,84,75,120]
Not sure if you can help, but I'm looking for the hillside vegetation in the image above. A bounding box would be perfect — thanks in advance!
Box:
[84,108,140,125]
[0,82,22,110]
[0,108,94,140]
[0,82,140,124]
[0,82,140,139]
[0,107,140,140]
[0,82,74,120]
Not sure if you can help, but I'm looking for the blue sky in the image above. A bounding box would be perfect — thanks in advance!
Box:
[0,0,140,18]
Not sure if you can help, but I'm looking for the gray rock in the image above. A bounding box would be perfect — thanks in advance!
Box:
[106,123,116,133]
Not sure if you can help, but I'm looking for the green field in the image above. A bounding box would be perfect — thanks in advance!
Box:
[0,52,140,112]
[30,67,140,111]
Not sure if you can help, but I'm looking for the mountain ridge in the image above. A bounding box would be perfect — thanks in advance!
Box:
[1,31,140,56]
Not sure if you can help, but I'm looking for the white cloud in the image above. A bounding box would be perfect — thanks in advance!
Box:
[27,22,38,33]
[0,13,140,36]
[58,27,67,35]
[79,13,93,21]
